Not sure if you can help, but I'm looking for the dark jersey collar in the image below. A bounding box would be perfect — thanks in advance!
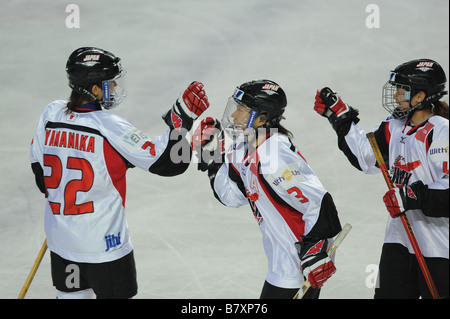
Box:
[74,103,102,112]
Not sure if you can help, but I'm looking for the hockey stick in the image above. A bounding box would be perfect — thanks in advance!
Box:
[18,238,47,299]
[293,223,352,299]
[366,132,440,299]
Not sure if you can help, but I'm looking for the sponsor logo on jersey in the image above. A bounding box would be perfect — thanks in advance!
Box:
[272,169,302,186]
[120,128,149,148]
[429,145,449,156]
[105,232,121,252]
[429,141,449,160]
[428,140,449,175]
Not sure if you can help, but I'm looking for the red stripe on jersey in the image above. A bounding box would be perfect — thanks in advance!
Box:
[103,140,127,207]
[256,171,305,241]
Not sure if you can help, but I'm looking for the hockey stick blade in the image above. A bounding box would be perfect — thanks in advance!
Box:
[293,223,352,299]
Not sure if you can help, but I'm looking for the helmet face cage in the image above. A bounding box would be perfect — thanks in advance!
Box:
[382,72,413,119]
[382,59,448,119]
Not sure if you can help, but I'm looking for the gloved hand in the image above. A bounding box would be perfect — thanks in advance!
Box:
[163,81,210,131]
[178,81,210,119]
[191,117,224,172]
[383,181,426,218]
[314,87,350,118]
[295,237,336,289]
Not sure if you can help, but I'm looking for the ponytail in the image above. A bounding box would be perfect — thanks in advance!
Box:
[432,100,449,119]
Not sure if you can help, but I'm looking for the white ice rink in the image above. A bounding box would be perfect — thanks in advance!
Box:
[0,0,448,299]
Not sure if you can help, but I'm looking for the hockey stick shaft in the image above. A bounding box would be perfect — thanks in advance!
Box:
[294,223,352,299]
[18,238,47,299]
[366,132,440,299]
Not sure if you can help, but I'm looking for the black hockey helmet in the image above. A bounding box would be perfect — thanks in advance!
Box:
[382,58,448,119]
[239,79,287,125]
[222,79,287,131]
[66,47,126,109]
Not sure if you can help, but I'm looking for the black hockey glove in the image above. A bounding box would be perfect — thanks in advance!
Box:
[314,87,360,131]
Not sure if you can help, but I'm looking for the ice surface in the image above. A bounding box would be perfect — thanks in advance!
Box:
[0,0,448,299]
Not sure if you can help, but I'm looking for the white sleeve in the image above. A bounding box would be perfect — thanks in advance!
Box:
[212,164,247,207]
[30,108,48,166]
[344,122,380,174]
[98,113,190,173]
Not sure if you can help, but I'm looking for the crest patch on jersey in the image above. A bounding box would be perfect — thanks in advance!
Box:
[391,155,421,187]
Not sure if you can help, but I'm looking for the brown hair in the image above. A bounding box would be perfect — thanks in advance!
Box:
[64,83,100,115]
[65,90,86,114]
[432,100,449,119]
[272,123,293,139]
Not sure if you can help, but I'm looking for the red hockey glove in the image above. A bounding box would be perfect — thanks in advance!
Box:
[180,81,210,118]
[191,117,224,172]
[383,181,426,218]
[383,188,406,218]
[191,117,221,150]
[164,81,210,131]
[314,87,350,118]
[295,238,336,289]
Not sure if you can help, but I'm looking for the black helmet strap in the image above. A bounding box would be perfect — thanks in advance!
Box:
[69,83,101,105]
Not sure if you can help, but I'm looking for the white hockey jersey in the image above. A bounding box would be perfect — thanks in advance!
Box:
[212,131,341,288]
[30,100,190,263]
[343,115,449,258]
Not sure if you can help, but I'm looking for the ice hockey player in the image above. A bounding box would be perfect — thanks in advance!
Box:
[30,47,209,298]
[192,79,342,299]
[314,59,449,299]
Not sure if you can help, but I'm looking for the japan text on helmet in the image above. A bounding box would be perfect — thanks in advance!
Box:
[222,79,287,131]
[66,47,127,109]
[382,58,448,119]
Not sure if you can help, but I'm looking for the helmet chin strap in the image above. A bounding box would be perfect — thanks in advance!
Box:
[70,84,102,106]
[245,110,258,129]
[246,110,285,130]
[407,90,448,120]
